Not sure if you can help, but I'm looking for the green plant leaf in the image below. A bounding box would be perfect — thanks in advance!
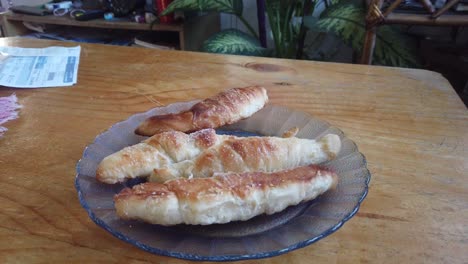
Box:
[202,29,270,56]
[265,0,305,58]
[303,15,318,27]
[328,0,340,5]
[310,4,420,67]
[323,0,365,8]
[161,0,243,16]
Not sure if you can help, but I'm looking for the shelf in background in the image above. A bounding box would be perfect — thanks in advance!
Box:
[2,12,184,32]
[0,11,220,51]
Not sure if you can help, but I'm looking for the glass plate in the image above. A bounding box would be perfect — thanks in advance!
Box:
[75,101,370,261]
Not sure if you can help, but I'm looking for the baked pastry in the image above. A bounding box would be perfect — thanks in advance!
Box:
[282,127,299,138]
[114,165,338,226]
[134,86,268,136]
[150,133,341,183]
[96,129,228,184]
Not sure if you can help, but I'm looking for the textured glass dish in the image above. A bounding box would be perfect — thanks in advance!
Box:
[75,102,370,261]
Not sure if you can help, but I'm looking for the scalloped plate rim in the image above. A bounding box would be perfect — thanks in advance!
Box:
[74,101,371,261]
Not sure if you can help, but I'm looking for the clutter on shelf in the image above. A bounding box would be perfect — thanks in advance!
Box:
[9,0,176,24]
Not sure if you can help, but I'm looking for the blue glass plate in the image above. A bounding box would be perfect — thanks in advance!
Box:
[75,102,370,261]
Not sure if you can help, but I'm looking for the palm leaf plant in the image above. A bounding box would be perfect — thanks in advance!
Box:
[201,28,270,56]
[160,0,258,38]
[306,3,420,67]
[265,0,311,58]
[160,0,421,67]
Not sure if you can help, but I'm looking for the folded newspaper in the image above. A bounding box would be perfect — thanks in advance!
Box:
[0,46,81,88]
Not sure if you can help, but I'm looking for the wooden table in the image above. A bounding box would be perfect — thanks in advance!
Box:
[0,38,466,263]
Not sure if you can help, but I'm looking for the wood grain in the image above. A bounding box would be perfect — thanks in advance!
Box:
[0,38,466,264]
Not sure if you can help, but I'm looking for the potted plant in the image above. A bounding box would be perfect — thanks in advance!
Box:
[160,0,420,67]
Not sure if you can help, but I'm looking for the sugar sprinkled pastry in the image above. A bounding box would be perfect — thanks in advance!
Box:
[135,86,268,136]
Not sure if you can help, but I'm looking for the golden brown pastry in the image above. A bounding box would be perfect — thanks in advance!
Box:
[96,129,229,184]
[282,127,299,138]
[150,133,341,183]
[114,165,338,226]
[135,86,268,136]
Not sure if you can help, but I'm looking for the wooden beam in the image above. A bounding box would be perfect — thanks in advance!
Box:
[431,0,460,18]
[360,0,384,64]
[382,0,404,17]
[420,0,435,14]
[386,12,468,26]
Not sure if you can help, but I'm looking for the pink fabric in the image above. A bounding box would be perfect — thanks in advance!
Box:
[0,94,21,137]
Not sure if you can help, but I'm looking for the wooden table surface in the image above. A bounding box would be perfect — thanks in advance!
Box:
[0,38,466,263]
